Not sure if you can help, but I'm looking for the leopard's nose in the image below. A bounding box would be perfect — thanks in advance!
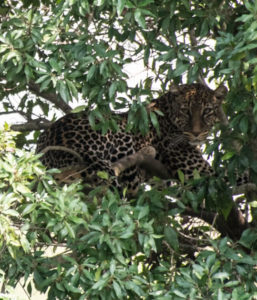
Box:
[192,130,201,137]
[190,128,205,139]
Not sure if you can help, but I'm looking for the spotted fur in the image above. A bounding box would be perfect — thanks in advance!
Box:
[36,83,227,193]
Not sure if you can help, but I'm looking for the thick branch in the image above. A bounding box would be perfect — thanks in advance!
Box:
[233,183,257,196]
[28,82,72,114]
[173,204,248,240]
[112,146,170,179]
[40,145,170,182]
[39,145,257,195]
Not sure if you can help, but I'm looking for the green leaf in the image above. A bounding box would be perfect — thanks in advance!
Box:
[87,64,97,81]
[3,209,19,217]
[97,171,109,180]
[64,282,82,294]
[66,79,78,100]
[177,169,184,185]
[239,229,257,249]
[138,205,149,220]
[173,289,187,298]
[22,203,37,216]
[15,183,31,194]
[117,0,125,15]
[138,0,154,7]
[200,19,209,37]
[65,221,75,239]
[92,276,110,290]
[72,105,87,113]
[58,80,71,102]
[125,281,145,297]
[94,0,105,6]
[1,50,20,63]
[39,78,51,92]
[35,74,50,84]
[181,0,190,10]
[120,224,135,239]
[173,61,188,77]
[109,81,118,99]
[24,65,34,81]
[134,9,146,28]
[139,105,149,134]
[222,152,235,161]
[49,58,62,73]
[239,116,248,133]
[39,274,58,289]
[95,44,106,56]
[150,111,160,134]
[0,44,9,53]
[164,226,179,251]
[212,272,229,280]
[20,235,30,253]
[113,281,123,299]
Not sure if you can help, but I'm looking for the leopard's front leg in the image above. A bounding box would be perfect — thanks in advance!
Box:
[154,139,214,181]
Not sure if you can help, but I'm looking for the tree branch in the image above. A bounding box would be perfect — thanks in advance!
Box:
[28,81,72,114]
[112,146,170,179]
[177,205,248,240]
[39,145,171,183]
[39,144,257,196]
[233,183,257,196]
[188,28,207,86]
[10,119,52,131]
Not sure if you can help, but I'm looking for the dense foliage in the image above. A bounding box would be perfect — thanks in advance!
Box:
[1,0,257,299]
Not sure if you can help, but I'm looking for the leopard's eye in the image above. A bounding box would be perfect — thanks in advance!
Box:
[203,108,212,115]
[202,108,216,126]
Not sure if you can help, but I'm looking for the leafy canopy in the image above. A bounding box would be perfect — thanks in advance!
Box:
[1,0,257,299]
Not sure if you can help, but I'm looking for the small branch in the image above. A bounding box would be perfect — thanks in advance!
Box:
[10,119,52,132]
[28,82,72,114]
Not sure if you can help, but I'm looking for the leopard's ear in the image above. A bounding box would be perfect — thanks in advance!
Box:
[214,85,228,102]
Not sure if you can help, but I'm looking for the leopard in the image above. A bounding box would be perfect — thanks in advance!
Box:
[36,83,228,194]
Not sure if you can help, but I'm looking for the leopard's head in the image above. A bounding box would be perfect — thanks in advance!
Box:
[170,83,227,145]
